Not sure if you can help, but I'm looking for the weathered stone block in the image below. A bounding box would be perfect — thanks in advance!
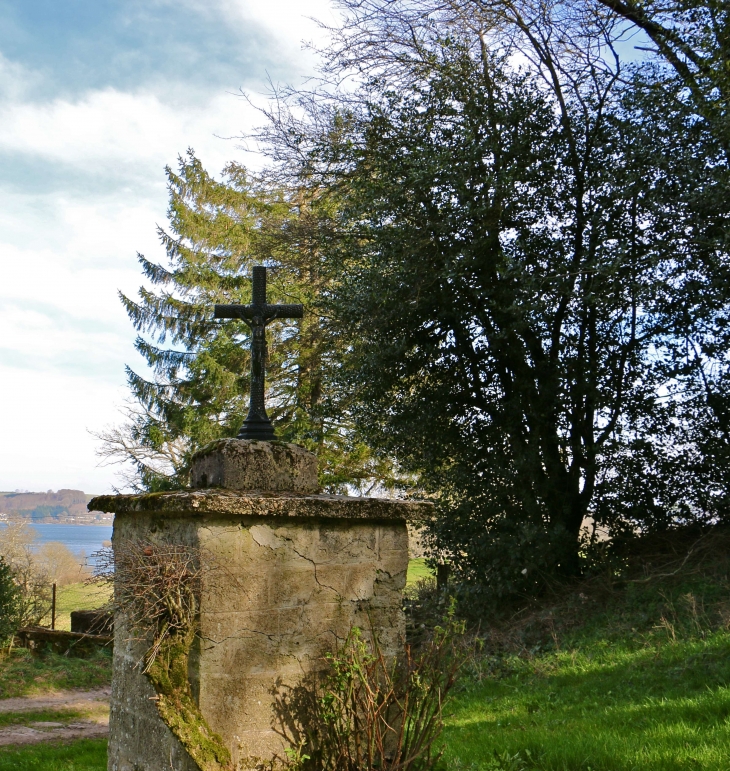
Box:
[90,457,431,771]
[190,439,318,493]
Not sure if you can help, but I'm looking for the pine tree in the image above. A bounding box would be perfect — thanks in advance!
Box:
[97,152,397,493]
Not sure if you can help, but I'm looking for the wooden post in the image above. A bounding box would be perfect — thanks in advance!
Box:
[436,563,450,591]
[51,583,56,630]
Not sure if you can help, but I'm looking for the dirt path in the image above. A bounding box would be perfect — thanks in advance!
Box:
[0,687,110,747]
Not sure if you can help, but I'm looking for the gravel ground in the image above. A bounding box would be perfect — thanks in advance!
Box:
[0,687,110,747]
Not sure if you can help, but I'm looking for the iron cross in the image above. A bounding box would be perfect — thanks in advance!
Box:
[214,266,303,440]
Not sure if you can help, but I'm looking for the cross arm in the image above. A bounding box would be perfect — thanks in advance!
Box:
[214,303,304,322]
[265,304,304,321]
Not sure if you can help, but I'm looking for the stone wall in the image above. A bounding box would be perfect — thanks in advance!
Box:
[93,478,430,771]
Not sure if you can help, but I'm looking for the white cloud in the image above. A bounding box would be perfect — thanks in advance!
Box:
[0,364,128,493]
[196,0,338,50]
[0,88,259,181]
[0,51,39,100]
[0,1,337,493]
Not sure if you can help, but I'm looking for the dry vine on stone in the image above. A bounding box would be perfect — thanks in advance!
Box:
[95,538,203,669]
[94,538,232,771]
[276,606,465,771]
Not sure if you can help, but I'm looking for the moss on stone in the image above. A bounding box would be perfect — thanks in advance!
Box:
[146,628,232,771]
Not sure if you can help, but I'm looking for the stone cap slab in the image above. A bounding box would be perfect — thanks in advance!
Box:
[88,489,433,522]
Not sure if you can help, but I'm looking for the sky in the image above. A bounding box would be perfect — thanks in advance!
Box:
[0,0,335,494]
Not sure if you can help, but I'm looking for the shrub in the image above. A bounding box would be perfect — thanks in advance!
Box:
[36,542,90,587]
[277,607,465,771]
[0,557,22,645]
[0,523,52,626]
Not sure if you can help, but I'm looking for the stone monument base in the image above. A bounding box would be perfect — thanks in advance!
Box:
[90,441,430,771]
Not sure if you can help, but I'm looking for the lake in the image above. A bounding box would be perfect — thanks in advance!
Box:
[0,522,114,565]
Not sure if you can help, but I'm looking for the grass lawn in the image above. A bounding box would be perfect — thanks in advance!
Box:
[407,557,433,586]
[0,739,107,770]
[444,631,730,770]
[53,582,111,632]
[0,647,112,698]
[435,530,730,771]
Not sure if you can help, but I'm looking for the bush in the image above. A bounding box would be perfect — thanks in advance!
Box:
[277,608,465,771]
[0,523,52,626]
[0,557,22,645]
[36,542,90,587]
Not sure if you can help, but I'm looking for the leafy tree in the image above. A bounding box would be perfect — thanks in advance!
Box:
[593,0,729,149]
[99,0,730,602]
[98,152,398,493]
[260,10,730,595]
[339,0,728,150]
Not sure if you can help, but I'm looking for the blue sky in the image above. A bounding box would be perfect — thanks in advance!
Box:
[0,0,334,493]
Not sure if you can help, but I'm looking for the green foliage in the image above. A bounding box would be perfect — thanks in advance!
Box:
[103,151,398,493]
[103,2,730,603]
[0,739,107,771]
[259,10,730,596]
[595,0,730,150]
[0,557,22,644]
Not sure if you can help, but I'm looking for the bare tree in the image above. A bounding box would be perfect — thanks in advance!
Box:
[0,523,52,626]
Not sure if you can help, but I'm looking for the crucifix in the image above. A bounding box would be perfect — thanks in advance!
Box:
[214,266,303,440]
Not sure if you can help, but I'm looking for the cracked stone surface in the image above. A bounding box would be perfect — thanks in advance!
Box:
[102,461,426,771]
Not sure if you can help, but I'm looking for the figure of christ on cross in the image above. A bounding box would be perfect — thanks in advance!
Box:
[214,266,303,440]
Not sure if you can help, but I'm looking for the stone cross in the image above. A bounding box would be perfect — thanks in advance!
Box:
[214,265,303,440]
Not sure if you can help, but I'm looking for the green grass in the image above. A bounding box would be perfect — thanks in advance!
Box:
[7,533,728,770]
[407,558,433,586]
[0,739,107,770]
[0,647,112,698]
[53,582,111,632]
[435,546,730,771]
[444,632,730,770]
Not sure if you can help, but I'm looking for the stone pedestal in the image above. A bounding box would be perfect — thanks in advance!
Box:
[90,440,430,771]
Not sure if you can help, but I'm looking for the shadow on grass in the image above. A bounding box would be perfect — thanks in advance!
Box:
[444,632,730,771]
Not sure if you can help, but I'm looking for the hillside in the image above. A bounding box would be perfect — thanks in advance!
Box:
[432,525,730,770]
[0,490,110,524]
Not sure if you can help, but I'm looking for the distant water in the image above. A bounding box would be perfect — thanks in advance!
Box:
[0,522,113,566]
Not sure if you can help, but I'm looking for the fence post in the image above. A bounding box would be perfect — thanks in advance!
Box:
[51,583,56,630]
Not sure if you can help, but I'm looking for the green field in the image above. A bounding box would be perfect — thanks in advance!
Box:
[0,647,112,699]
[444,631,730,770]
[407,557,434,586]
[53,582,111,632]
[438,534,730,771]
